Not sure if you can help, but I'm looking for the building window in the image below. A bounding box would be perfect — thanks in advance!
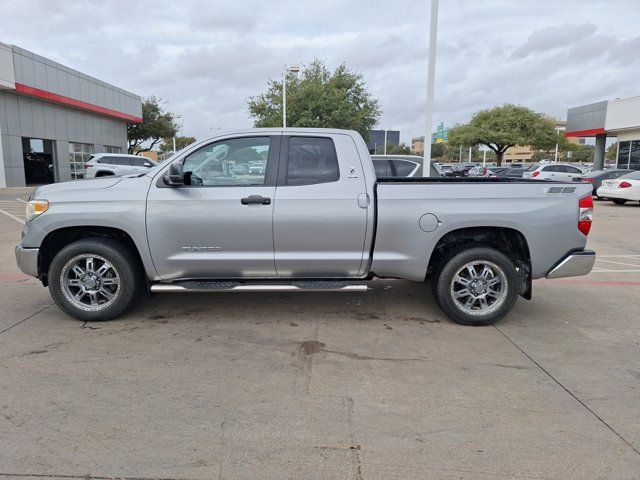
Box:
[617,141,631,169]
[630,140,640,171]
[104,145,122,154]
[68,142,93,179]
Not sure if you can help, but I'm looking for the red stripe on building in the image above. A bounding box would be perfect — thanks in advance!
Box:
[14,83,143,123]
[564,128,606,137]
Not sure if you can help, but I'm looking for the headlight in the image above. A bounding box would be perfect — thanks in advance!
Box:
[25,200,49,222]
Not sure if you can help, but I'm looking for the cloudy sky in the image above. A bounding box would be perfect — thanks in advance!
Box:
[1,0,639,144]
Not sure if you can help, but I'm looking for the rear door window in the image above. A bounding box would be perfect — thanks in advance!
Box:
[286,137,340,186]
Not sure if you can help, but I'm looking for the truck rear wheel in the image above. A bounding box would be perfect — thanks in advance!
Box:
[48,238,142,321]
[434,247,519,326]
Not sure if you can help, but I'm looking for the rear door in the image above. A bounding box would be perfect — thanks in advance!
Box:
[146,134,279,279]
[273,134,369,278]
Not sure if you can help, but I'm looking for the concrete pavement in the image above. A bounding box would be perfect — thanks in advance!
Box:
[0,194,639,479]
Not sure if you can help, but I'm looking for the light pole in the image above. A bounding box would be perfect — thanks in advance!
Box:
[384,130,388,155]
[282,64,301,128]
[554,127,561,162]
[423,0,439,176]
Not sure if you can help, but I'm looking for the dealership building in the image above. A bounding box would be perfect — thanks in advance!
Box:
[0,42,142,187]
[566,96,640,171]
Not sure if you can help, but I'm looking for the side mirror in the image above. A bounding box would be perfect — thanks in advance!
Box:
[163,162,184,186]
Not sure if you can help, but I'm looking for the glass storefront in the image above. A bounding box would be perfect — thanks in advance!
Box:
[617,140,640,170]
[104,145,122,154]
[617,141,630,169]
[68,142,93,179]
[630,140,640,170]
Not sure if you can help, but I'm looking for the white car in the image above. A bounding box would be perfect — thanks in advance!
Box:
[84,153,156,178]
[597,171,640,204]
[522,163,583,181]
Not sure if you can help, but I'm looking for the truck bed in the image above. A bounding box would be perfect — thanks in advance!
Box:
[370,178,592,281]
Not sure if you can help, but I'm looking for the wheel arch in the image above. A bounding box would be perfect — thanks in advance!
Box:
[38,226,146,287]
[427,226,532,299]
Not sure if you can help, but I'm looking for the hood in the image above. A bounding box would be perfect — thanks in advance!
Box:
[32,177,123,199]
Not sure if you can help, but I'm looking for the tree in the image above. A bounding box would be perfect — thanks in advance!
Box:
[247,59,381,142]
[380,143,412,155]
[159,136,196,154]
[605,142,618,160]
[127,97,179,154]
[447,104,558,166]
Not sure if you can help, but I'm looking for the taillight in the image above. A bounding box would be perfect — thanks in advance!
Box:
[532,171,540,177]
[578,195,593,236]
[619,181,632,188]
[583,178,595,183]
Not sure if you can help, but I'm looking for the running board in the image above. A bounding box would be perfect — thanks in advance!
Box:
[150,280,369,293]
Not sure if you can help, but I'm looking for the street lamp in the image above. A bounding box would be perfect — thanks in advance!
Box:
[282,64,301,128]
[423,0,439,176]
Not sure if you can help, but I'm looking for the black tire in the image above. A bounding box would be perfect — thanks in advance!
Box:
[434,247,519,326]
[613,199,627,205]
[48,238,142,321]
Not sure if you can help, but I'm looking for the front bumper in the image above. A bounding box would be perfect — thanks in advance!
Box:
[15,245,39,277]
[546,250,595,279]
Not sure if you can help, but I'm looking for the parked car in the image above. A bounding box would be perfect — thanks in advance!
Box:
[467,166,496,178]
[597,171,640,204]
[371,155,440,177]
[502,167,527,179]
[438,164,455,177]
[522,163,583,182]
[84,154,156,178]
[231,164,250,175]
[487,167,510,176]
[580,169,632,197]
[16,128,595,327]
[453,163,477,177]
[507,162,524,168]
[248,160,267,175]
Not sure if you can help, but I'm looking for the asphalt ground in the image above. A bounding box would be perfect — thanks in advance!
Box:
[0,187,639,479]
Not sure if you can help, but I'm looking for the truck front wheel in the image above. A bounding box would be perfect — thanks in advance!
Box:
[434,247,519,326]
[48,238,142,321]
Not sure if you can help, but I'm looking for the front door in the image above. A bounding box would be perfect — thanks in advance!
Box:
[273,134,369,278]
[146,135,279,280]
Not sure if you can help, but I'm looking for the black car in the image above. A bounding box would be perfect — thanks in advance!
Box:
[580,169,632,197]
[491,167,525,178]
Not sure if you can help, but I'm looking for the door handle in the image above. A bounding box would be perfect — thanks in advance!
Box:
[241,195,271,205]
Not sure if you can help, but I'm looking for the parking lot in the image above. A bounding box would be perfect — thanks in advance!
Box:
[0,188,639,479]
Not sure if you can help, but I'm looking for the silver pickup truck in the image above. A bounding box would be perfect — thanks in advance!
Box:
[15,128,596,326]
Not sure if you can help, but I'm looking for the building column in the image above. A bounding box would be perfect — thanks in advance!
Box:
[55,140,72,182]
[594,134,606,170]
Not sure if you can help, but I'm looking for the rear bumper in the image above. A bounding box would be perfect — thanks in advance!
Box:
[546,250,595,279]
[15,245,39,277]
[596,187,633,200]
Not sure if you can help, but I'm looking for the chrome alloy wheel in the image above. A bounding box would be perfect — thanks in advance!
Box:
[60,254,121,311]
[450,260,508,316]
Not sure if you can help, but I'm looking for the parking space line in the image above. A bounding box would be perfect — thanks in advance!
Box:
[15,198,27,204]
[595,259,640,268]
[493,324,640,457]
[591,269,640,273]
[0,207,25,225]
